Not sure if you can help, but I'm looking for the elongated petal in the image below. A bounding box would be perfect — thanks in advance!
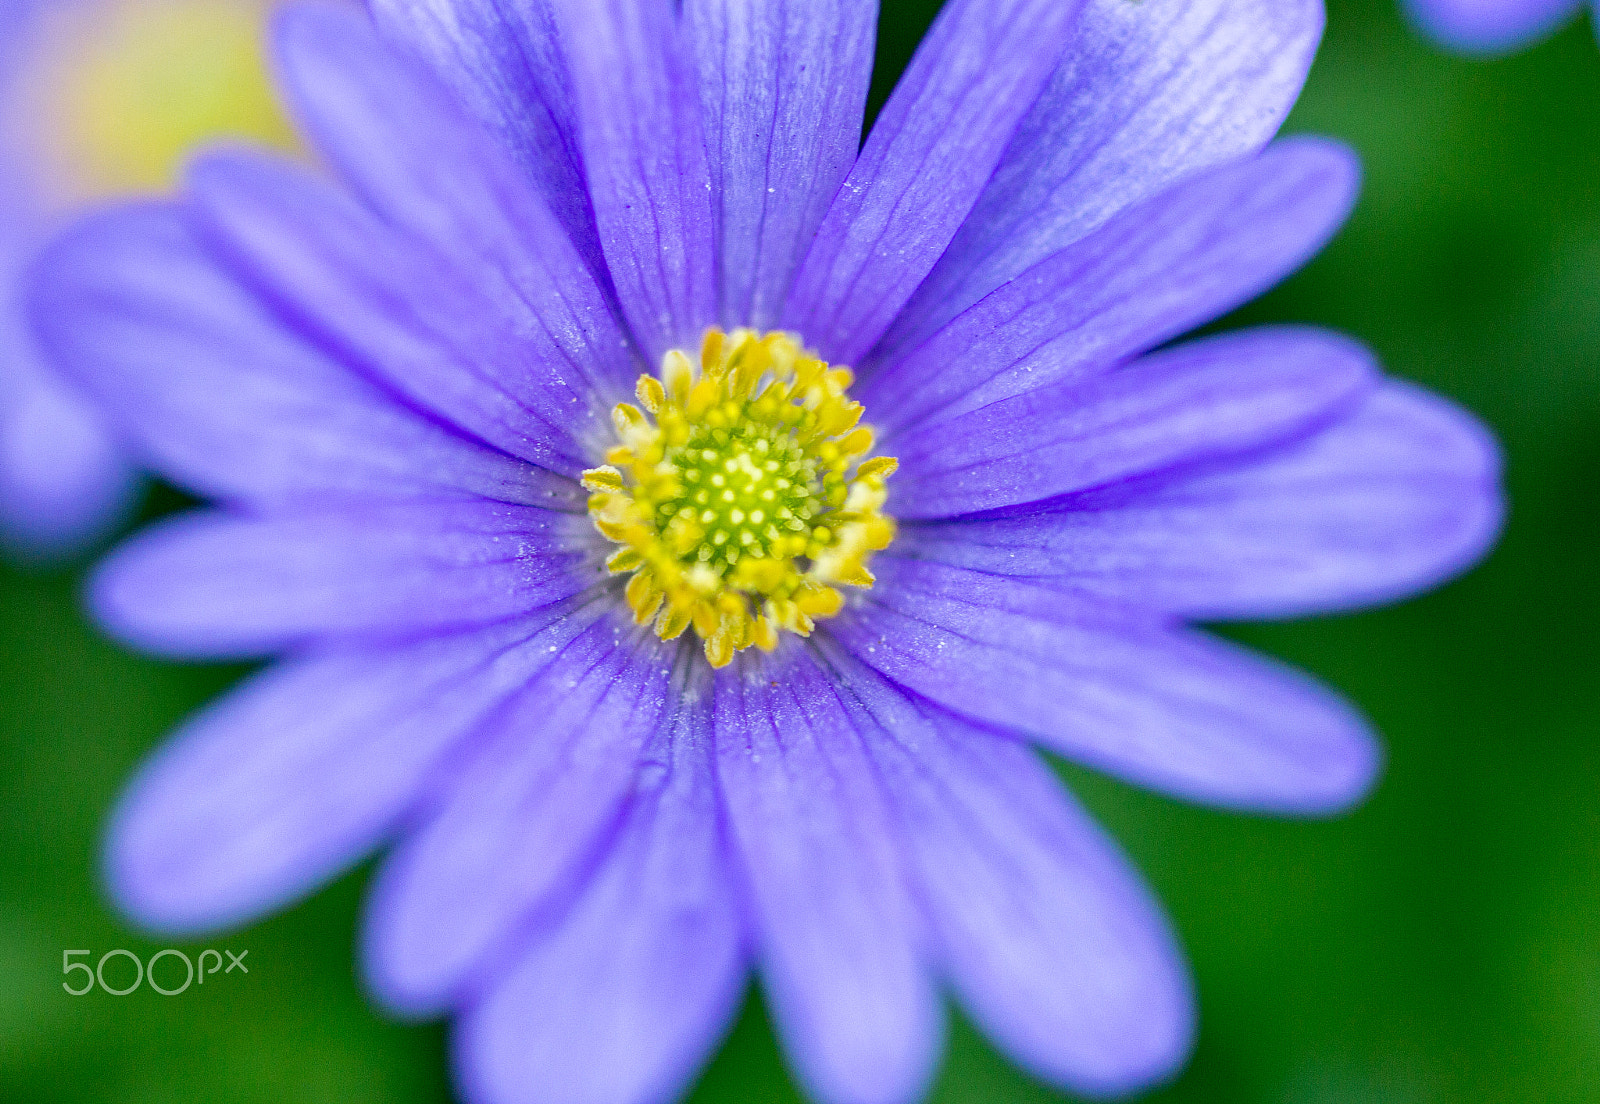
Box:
[908,380,1503,619]
[816,644,1193,1096]
[0,350,136,556]
[188,150,610,473]
[891,327,1376,520]
[105,614,571,934]
[1402,0,1581,53]
[1,141,137,555]
[782,0,1083,364]
[367,0,603,272]
[30,204,565,508]
[885,0,1323,356]
[454,681,743,1104]
[92,503,597,659]
[687,0,877,330]
[272,6,636,400]
[861,139,1359,441]
[715,650,941,1104]
[364,619,685,1015]
[548,0,717,359]
[834,559,1380,813]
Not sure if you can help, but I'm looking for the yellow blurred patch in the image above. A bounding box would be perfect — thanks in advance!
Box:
[40,0,295,197]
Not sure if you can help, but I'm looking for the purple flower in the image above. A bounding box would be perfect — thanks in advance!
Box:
[1403,0,1593,54]
[34,2,1501,1102]
[0,0,133,556]
[0,179,133,558]
[0,0,293,556]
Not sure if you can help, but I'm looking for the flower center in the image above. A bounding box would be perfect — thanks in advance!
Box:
[27,0,295,200]
[584,329,897,668]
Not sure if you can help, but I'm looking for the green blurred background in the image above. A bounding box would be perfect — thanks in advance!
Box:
[5,0,1600,1099]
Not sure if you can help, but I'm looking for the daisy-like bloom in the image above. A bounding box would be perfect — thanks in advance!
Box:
[1403,0,1594,54]
[34,1,1501,1102]
[0,0,290,556]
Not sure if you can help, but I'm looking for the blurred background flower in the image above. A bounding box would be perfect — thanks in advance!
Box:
[0,0,289,558]
[1402,0,1595,54]
[2,0,1600,1103]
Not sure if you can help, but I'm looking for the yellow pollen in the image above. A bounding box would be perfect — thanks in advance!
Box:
[28,0,296,200]
[584,328,898,668]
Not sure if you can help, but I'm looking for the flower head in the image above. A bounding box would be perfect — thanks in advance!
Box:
[32,2,1502,1103]
[585,328,896,666]
[0,0,288,556]
[1403,0,1593,54]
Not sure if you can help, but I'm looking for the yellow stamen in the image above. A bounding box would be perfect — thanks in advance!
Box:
[583,328,898,668]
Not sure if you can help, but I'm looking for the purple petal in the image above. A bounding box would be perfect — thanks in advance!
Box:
[91,503,597,659]
[908,380,1503,620]
[547,0,717,360]
[187,150,612,474]
[834,558,1381,813]
[860,138,1360,442]
[364,617,685,1016]
[686,0,877,330]
[816,643,1194,1096]
[454,676,743,1104]
[890,326,1377,521]
[0,144,136,556]
[781,0,1083,364]
[715,649,941,1104]
[105,614,568,934]
[1402,0,1582,53]
[29,203,567,508]
[884,0,1324,357]
[0,347,136,557]
[272,6,636,400]
[366,0,604,274]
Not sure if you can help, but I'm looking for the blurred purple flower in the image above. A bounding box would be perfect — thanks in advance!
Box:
[0,0,134,556]
[33,1,1501,1103]
[0,0,292,557]
[1403,0,1593,54]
